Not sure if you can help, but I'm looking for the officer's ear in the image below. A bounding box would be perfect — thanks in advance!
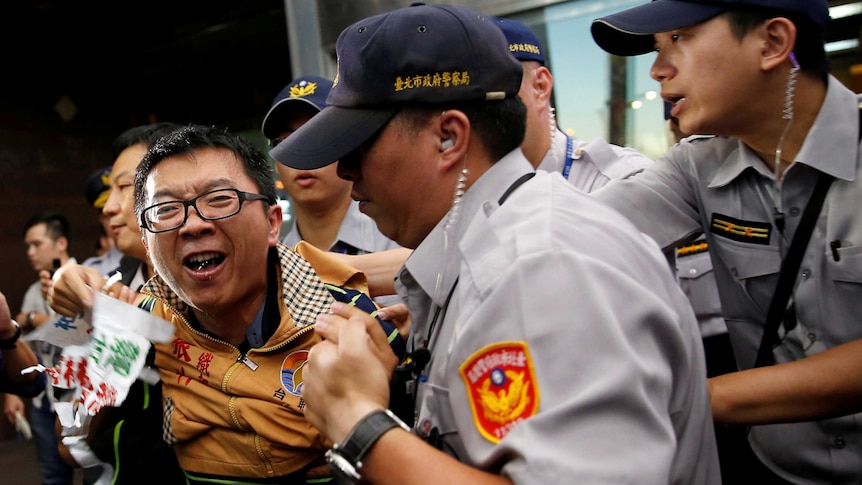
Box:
[532,65,554,104]
[759,17,796,72]
[437,110,469,170]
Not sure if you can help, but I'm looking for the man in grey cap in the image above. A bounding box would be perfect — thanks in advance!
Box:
[273,3,718,484]
[591,1,862,483]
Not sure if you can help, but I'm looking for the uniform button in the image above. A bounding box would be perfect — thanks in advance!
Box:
[688,268,698,276]
[801,269,811,278]
[731,267,739,277]
[807,332,816,342]
[834,436,846,449]
[789,207,800,216]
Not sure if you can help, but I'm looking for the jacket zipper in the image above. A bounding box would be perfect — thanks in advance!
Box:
[143,291,318,476]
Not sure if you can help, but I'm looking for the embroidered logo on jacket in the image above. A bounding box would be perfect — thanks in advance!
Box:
[709,213,771,245]
[459,342,539,443]
[281,350,309,397]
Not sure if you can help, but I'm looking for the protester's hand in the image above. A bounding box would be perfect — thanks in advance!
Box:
[0,291,14,339]
[3,393,24,425]
[48,265,106,317]
[113,285,138,305]
[377,303,411,340]
[302,302,397,443]
[39,270,53,300]
[319,302,401,376]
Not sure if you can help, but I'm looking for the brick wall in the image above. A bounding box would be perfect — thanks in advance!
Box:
[0,113,113,314]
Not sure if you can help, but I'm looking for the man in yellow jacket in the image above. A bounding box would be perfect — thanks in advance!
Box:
[51,124,400,483]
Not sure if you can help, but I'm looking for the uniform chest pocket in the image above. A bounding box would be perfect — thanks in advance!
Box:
[706,234,781,314]
[709,235,780,281]
[826,242,862,283]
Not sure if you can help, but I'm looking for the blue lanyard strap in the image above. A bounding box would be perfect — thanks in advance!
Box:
[561,135,575,180]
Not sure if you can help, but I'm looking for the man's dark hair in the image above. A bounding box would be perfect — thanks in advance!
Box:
[133,124,278,218]
[24,212,70,241]
[397,97,527,162]
[112,122,182,157]
[725,9,829,80]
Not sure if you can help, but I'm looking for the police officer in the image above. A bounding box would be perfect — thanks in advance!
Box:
[492,17,650,188]
[592,0,862,483]
[273,4,719,484]
[263,75,402,258]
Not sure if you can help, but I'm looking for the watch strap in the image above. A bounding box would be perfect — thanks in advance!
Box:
[329,409,410,477]
[0,320,22,349]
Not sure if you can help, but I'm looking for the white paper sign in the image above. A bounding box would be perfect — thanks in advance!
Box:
[40,293,174,415]
[22,312,92,347]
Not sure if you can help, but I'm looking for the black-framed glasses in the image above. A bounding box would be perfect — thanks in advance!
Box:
[268,137,285,149]
[140,188,272,233]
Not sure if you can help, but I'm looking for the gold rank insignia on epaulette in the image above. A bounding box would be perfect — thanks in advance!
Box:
[677,241,709,257]
[709,212,771,245]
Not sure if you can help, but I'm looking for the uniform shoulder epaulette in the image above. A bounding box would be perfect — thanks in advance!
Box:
[676,240,709,257]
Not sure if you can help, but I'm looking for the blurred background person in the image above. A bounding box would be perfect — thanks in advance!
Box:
[81,166,122,276]
[11,212,75,485]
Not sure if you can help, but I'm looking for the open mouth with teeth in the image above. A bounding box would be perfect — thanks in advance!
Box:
[185,252,225,272]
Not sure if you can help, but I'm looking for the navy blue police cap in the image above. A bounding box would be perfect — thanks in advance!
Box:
[493,17,545,65]
[271,2,523,171]
[262,75,333,140]
[592,0,830,57]
[85,166,111,210]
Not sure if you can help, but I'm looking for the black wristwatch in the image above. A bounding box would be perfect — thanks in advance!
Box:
[0,320,22,349]
[326,409,411,484]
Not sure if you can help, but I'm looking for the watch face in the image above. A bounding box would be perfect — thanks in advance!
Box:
[326,449,361,484]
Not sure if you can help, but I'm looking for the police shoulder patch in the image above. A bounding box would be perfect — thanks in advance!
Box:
[459,341,539,443]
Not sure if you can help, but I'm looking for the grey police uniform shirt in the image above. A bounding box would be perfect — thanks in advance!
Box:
[593,74,862,484]
[81,246,124,278]
[540,129,728,339]
[281,200,401,255]
[395,150,720,484]
[535,128,650,192]
[676,235,727,338]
